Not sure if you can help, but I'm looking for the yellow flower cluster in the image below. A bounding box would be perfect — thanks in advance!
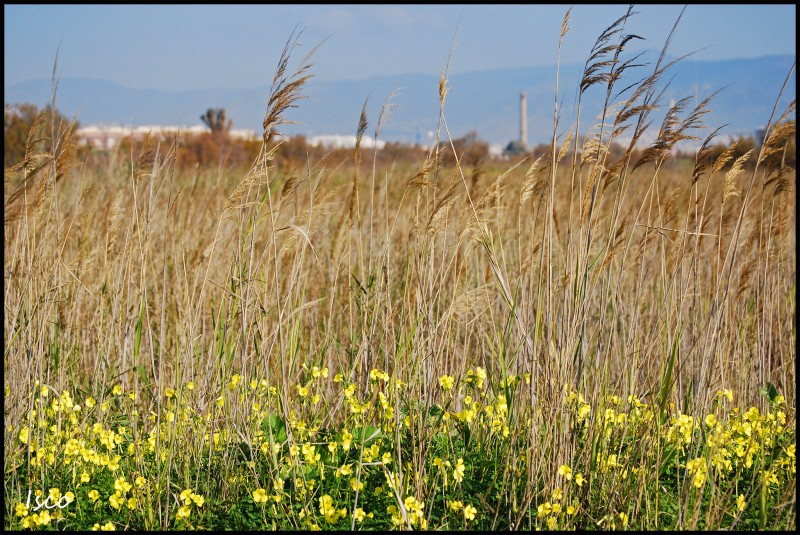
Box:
[536,480,581,530]
[318,494,347,524]
[387,495,427,529]
[449,500,478,521]
[465,366,487,390]
[176,488,205,522]
[566,389,593,426]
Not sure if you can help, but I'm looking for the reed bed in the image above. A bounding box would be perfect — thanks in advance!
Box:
[4,11,795,531]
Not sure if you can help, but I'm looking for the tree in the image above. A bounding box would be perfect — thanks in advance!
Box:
[200,108,232,135]
[439,130,489,167]
[4,103,77,168]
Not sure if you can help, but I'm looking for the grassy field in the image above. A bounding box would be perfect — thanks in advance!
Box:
[4,10,796,531]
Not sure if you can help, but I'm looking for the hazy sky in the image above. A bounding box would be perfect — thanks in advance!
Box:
[4,4,796,92]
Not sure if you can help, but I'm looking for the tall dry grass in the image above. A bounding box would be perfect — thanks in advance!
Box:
[4,9,795,530]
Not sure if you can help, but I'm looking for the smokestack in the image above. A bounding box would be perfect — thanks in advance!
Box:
[520,91,528,148]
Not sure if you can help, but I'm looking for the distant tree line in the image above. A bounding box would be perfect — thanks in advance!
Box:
[5,103,793,173]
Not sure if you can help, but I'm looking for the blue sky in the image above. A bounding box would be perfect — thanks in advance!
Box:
[4,4,796,91]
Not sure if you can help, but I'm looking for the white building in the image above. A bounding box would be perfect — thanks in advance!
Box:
[76,124,257,149]
[307,134,385,150]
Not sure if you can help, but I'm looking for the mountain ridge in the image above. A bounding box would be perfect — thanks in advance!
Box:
[5,54,795,146]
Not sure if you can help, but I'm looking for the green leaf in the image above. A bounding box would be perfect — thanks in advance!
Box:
[759,381,779,403]
[262,413,287,443]
[354,424,381,445]
[134,365,149,385]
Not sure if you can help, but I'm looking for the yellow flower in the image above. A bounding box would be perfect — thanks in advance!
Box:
[229,374,241,390]
[350,478,364,491]
[176,505,191,520]
[109,492,124,510]
[619,512,629,527]
[135,476,146,488]
[88,490,100,502]
[81,471,91,483]
[114,477,132,494]
[165,388,175,399]
[15,502,28,517]
[547,517,557,529]
[253,488,268,504]
[354,507,367,523]
[574,473,585,487]
[558,464,572,480]
[180,489,193,505]
[18,426,28,444]
[552,488,563,501]
[449,500,463,512]
[100,521,115,531]
[463,503,477,521]
[365,443,380,462]
[107,454,121,471]
[297,384,309,397]
[319,494,342,523]
[127,497,137,510]
[686,457,707,488]
[191,493,204,507]
[737,494,746,511]
[341,431,353,451]
[337,464,352,478]
[439,375,455,391]
[64,491,75,505]
[112,384,122,396]
[705,414,717,428]
[453,458,466,483]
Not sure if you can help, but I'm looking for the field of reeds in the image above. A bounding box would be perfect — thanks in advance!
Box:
[4,8,796,531]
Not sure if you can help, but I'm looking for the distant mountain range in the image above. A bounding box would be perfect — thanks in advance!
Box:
[5,54,795,147]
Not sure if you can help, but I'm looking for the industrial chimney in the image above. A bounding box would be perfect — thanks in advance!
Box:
[519,91,528,148]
